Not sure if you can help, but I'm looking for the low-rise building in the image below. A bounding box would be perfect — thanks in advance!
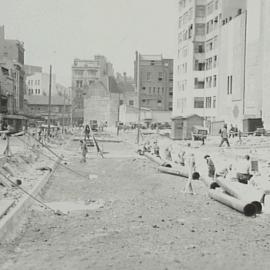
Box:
[24,95,71,126]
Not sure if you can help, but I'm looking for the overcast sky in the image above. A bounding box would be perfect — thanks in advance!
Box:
[0,0,178,86]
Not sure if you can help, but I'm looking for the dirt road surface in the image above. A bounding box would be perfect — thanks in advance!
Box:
[0,140,269,270]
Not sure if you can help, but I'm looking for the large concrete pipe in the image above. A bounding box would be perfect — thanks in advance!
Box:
[158,166,200,180]
[200,176,220,189]
[215,178,264,213]
[209,189,257,216]
[143,152,165,166]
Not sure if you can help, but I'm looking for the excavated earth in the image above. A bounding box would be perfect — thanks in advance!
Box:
[0,138,270,270]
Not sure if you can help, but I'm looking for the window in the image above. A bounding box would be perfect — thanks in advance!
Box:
[196,5,205,18]
[213,96,216,108]
[149,87,152,94]
[158,72,163,81]
[157,87,160,94]
[194,97,204,108]
[230,75,233,94]
[227,76,233,94]
[195,23,205,35]
[213,75,217,87]
[194,78,205,89]
[153,87,156,94]
[75,70,84,76]
[120,100,124,105]
[129,100,134,106]
[215,0,219,10]
[205,97,212,108]
[146,72,151,81]
[207,1,214,15]
[157,100,162,104]
[76,80,83,88]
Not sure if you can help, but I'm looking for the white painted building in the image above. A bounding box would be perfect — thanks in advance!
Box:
[173,0,246,125]
[26,72,56,96]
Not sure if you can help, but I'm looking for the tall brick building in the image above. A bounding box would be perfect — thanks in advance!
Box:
[134,54,173,111]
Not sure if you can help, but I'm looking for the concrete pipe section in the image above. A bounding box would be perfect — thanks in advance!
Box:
[209,189,257,217]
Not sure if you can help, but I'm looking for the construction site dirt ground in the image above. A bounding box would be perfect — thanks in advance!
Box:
[0,139,270,270]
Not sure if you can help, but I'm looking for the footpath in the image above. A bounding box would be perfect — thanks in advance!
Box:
[0,133,70,242]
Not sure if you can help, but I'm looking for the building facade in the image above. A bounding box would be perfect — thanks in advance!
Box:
[116,72,138,108]
[173,0,246,125]
[0,25,25,113]
[26,72,56,96]
[134,54,173,111]
[24,65,42,76]
[71,55,114,125]
[83,76,121,127]
[25,95,71,125]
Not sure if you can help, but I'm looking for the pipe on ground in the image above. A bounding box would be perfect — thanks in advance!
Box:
[158,166,200,180]
[144,152,166,166]
[215,178,264,212]
[200,176,220,189]
[209,189,256,216]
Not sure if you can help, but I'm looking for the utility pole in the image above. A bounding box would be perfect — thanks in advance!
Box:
[62,88,66,133]
[136,51,141,145]
[47,65,52,137]
[117,92,120,136]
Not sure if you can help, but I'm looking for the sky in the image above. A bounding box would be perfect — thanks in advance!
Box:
[0,0,178,86]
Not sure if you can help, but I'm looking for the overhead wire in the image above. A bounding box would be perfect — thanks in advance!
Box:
[15,135,89,180]
[0,170,65,215]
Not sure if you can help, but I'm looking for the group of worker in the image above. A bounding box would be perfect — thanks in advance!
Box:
[144,138,253,195]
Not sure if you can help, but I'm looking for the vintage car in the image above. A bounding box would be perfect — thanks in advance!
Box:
[191,125,208,141]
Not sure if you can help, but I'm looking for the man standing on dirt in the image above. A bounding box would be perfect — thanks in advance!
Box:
[204,155,216,179]
[219,124,230,147]
[80,139,88,163]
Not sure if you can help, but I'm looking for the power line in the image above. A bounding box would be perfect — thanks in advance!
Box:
[0,170,64,215]
[15,136,89,180]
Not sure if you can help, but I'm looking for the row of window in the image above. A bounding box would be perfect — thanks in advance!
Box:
[178,0,193,11]
[178,24,193,44]
[178,7,193,28]
[75,80,95,88]
[194,75,217,89]
[28,89,41,94]
[207,0,219,16]
[73,70,97,77]
[205,36,218,52]
[141,99,173,111]
[141,86,173,95]
[145,72,173,82]
[177,62,188,74]
[120,100,134,106]
[28,80,40,86]
[206,15,221,34]
[194,96,216,109]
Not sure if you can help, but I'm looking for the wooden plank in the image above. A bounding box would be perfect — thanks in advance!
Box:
[0,199,15,219]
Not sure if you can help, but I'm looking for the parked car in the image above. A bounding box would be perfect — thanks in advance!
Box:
[254,127,266,136]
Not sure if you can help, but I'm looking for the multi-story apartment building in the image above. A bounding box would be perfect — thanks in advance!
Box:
[71,55,114,125]
[134,54,173,111]
[173,0,246,124]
